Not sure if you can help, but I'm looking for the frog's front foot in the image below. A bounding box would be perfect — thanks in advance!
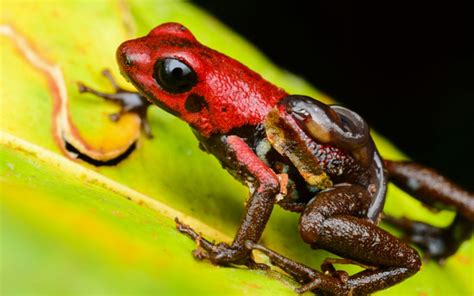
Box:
[175,218,268,270]
[77,69,153,138]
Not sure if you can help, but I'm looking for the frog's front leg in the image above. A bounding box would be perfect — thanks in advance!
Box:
[384,160,474,262]
[176,135,279,268]
[77,69,153,137]
[247,184,421,295]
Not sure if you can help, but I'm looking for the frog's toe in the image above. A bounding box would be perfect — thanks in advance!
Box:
[141,118,154,139]
[77,81,87,93]
[244,258,270,270]
[191,247,209,261]
[109,112,121,122]
[294,273,350,295]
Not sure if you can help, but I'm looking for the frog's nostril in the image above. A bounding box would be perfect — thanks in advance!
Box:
[116,42,134,68]
[116,41,151,69]
[123,54,133,66]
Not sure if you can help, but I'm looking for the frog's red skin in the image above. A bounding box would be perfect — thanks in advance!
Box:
[117,23,287,137]
[81,23,474,295]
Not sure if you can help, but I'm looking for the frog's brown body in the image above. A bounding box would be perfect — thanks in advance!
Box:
[79,23,474,295]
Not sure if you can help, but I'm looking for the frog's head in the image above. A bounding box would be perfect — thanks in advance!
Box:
[117,22,287,136]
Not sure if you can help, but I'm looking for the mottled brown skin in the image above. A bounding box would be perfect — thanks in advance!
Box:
[383,161,474,262]
[83,83,473,296]
[79,23,474,296]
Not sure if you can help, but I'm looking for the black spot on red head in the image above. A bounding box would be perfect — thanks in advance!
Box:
[185,94,208,113]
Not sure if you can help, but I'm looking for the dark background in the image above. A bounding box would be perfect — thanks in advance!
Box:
[193,1,473,190]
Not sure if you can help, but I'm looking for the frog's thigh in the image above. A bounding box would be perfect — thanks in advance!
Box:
[300,185,416,265]
[299,185,421,294]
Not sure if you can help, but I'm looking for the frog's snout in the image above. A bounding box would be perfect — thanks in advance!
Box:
[116,40,135,69]
[116,40,151,72]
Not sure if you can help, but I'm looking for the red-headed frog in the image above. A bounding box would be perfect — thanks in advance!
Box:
[79,23,474,295]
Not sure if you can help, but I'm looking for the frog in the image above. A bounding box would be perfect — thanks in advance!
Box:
[79,23,474,295]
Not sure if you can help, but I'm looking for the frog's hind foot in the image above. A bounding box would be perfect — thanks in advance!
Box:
[247,241,421,295]
[77,69,153,138]
[384,160,474,263]
[245,241,350,295]
[383,214,473,264]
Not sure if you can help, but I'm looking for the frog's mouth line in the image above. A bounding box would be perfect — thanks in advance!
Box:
[133,84,183,118]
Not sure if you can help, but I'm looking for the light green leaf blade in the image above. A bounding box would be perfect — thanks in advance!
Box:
[1,133,296,295]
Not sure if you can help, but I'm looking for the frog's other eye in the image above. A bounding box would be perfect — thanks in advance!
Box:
[154,58,197,93]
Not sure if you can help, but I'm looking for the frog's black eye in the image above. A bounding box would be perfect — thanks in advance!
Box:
[153,58,197,94]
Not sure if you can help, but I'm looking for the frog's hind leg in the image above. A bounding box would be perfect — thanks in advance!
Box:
[245,241,342,293]
[248,184,421,295]
[384,160,474,262]
[77,69,153,138]
[384,213,472,264]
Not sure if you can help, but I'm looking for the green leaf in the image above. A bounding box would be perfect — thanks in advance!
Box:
[1,1,472,295]
[1,132,297,295]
